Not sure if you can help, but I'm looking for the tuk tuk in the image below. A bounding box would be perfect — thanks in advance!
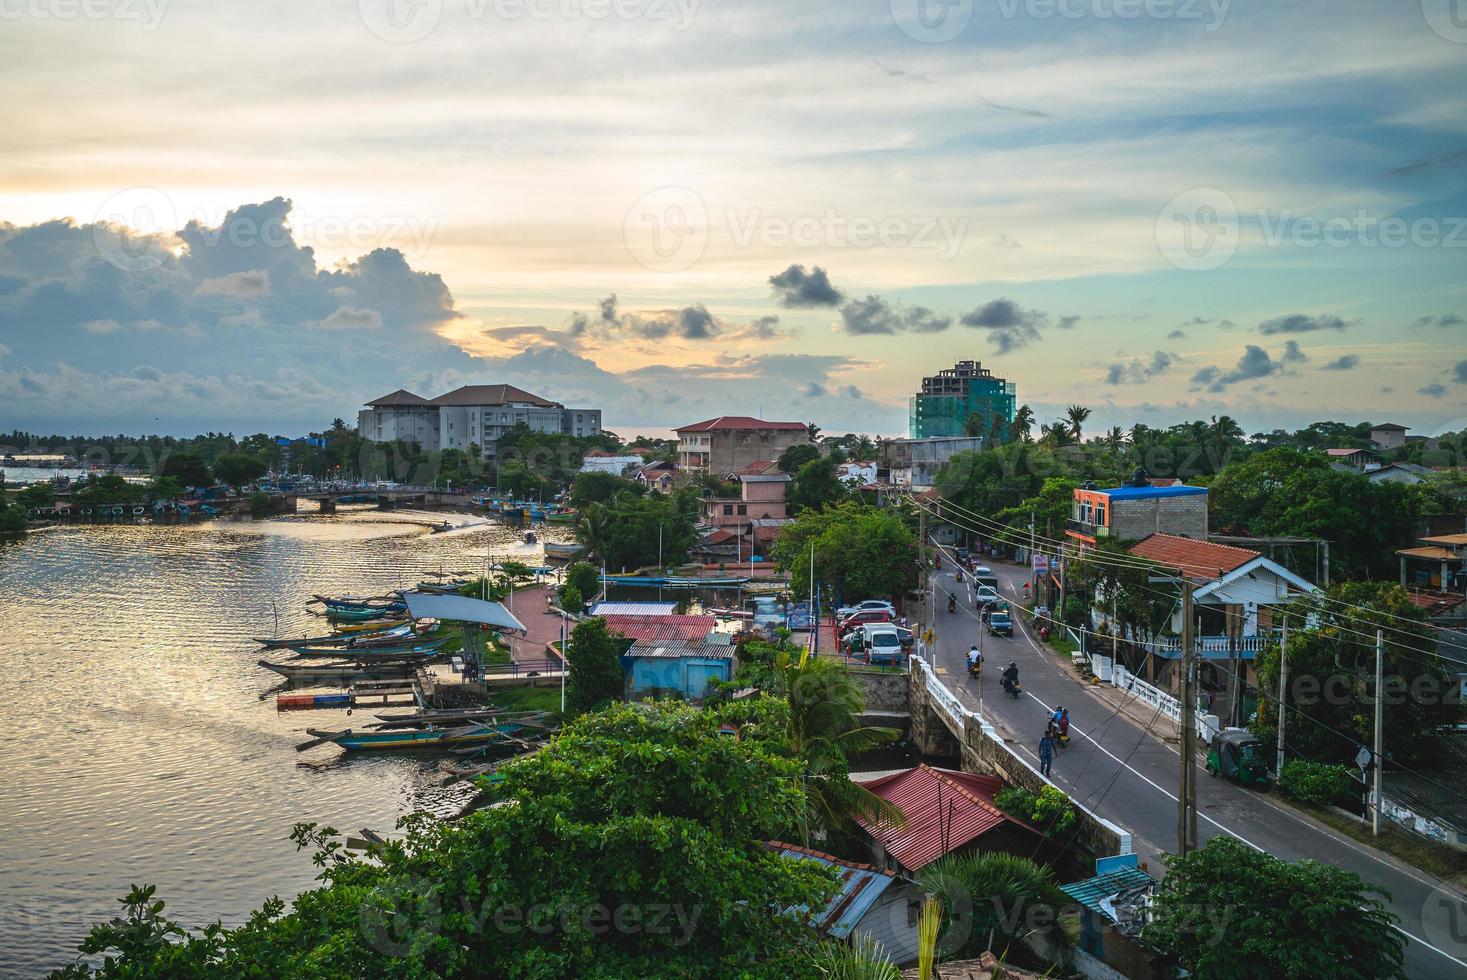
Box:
[1205,728,1270,789]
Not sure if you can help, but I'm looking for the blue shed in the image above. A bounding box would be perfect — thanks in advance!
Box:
[624,634,735,701]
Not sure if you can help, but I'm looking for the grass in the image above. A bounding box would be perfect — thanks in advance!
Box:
[1289,799,1467,888]
[488,685,565,715]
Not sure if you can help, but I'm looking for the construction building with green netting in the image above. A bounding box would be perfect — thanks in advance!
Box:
[908,360,1017,441]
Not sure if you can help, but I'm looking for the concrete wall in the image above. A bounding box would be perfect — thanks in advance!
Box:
[710,429,809,473]
[851,667,911,712]
[1111,494,1208,542]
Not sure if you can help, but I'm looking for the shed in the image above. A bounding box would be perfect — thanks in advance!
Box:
[1059,865,1164,979]
[624,634,734,700]
[770,841,926,967]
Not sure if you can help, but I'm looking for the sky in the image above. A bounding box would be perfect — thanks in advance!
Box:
[1,0,1465,441]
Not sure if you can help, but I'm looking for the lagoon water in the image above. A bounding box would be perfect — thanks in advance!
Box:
[0,508,549,977]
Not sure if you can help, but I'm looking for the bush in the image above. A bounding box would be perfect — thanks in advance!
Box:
[248,492,272,519]
[995,785,1078,835]
[560,583,584,614]
[1278,760,1357,808]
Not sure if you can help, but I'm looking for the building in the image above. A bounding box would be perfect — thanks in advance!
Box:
[1059,860,1165,980]
[1367,462,1434,485]
[635,460,677,493]
[674,417,810,473]
[769,842,926,968]
[1370,422,1410,450]
[579,452,644,476]
[622,634,734,700]
[1066,483,1209,546]
[881,436,986,488]
[1324,447,1384,471]
[854,765,1046,875]
[702,471,791,527]
[909,360,1016,440]
[836,460,878,485]
[1399,533,1467,592]
[359,384,602,460]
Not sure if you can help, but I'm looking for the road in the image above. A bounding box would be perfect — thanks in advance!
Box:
[924,557,1467,979]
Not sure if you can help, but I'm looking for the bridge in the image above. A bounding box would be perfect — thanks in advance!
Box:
[284,488,475,514]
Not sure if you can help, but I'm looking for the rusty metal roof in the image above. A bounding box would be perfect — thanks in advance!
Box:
[768,842,902,939]
[855,765,1039,870]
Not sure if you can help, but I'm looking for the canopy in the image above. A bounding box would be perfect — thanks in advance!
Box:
[403,592,527,634]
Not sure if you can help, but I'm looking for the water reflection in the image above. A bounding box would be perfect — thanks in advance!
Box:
[0,507,551,976]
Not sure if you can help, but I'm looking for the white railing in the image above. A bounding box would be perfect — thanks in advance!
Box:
[1112,664,1182,724]
[914,657,976,732]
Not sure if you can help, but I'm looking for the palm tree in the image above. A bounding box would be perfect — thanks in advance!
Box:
[773,649,903,844]
[1009,404,1035,442]
[806,422,822,442]
[575,500,610,559]
[1065,404,1092,442]
[1039,420,1072,448]
[917,851,1069,963]
[1105,425,1127,453]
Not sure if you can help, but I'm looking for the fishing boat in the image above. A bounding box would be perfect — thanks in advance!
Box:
[255,623,414,649]
[541,541,585,561]
[313,594,406,612]
[332,616,411,633]
[258,659,423,683]
[430,520,454,534]
[326,605,409,623]
[298,719,538,752]
[284,639,447,658]
[544,509,578,524]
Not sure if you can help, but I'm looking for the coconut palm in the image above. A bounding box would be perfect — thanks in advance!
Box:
[1009,404,1036,442]
[1039,420,1073,448]
[1105,425,1128,453]
[575,500,610,559]
[917,851,1071,963]
[773,649,904,844]
[1065,404,1092,442]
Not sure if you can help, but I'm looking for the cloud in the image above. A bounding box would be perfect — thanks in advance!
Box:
[1322,354,1360,371]
[1456,360,1467,384]
[1281,340,1307,364]
[839,295,950,335]
[803,382,826,397]
[1420,383,1448,398]
[1257,313,1349,335]
[959,298,1047,353]
[768,264,844,308]
[1057,315,1081,329]
[1387,148,1467,177]
[1192,344,1280,392]
[1167,329,1186,339]
[194,269,270,299]
[1104,350,1175,386]
[319,305,383,330]
[1412,313,1465,329]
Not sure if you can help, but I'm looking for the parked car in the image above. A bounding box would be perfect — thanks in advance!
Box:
[836,599,896,619]
[863,626,905,666]
[892,625,915,650]
[987,611,1013,637]
[838,608,895,630]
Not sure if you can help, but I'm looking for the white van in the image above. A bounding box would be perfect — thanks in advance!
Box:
[862,625,905,666]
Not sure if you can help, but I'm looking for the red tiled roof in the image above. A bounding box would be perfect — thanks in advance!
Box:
[430,384,559,408]
[855,764,1038,870]
[599,614,716,641]
[1403,589,1466,617]
[1128,533,1260,582]
[366,388,432,407]
[1325,448,1372,457]
[702,529,739,545]
[730,460,779,477]
[675,416,810,433]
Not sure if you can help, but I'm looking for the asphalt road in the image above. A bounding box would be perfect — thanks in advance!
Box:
[923,556,1467,979]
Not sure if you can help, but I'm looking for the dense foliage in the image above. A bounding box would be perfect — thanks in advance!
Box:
[52,704,839,979]
[565,618,626,713]
[918,852,1070,966]
[784,456,848,515]
[772,502,919,605]
[1277,760,1358,808]
[576,490,697,571]
[569,472,644,509]
[992,785,1078,835]
[1146,836,1406,980]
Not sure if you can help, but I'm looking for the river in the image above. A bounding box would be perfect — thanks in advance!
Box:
[0,507,555,977]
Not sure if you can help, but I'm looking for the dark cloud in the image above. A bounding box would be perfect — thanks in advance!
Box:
[1322,354,1360,371]
[1456,360,1467,384]
[1420,383,1448,398]
[1192,345,1280,392]
[1282,340,1307,364]
[1257,313,1349,335]
[1412,313,1465,329]
[839,295,950,335]
[959,298,1047,353]
[803,382,826,398]
[769,264,844,308]
[1104,350,1175,386]
[1168,329,1186,339]
[1057,315,1081,329]
[1387,148,1467,177]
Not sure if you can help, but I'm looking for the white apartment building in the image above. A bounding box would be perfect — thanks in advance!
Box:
[359,384,602,459]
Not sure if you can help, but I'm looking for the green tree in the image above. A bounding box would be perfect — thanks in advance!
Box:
[785,456,847,515]
[576,492,695,570]
[1009,404,1036,442]
[918,852,1070,965]
[564,561,601,603]
[146,476,184,502]
[559,583,585,615]
[1146,836,1405,980]
[777,443,820,474]
[213,453,267,493]
[771,501,918,604]
[158,451,211,488]
[16,483,55,509]
[0,503,27,539]
[569,470,643,508]
[565,618,626,713]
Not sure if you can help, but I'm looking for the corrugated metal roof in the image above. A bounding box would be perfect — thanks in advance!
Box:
[769,842,899,938]
[1096,484,1207,500]
[589,601,678,617]
[855,765,1037,870]
[601,614,717,641]
[626,638,735,660]
[403,592,527,633]
[1059,868,1155,916]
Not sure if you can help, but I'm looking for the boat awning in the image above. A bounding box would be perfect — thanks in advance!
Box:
[403,592,528,634]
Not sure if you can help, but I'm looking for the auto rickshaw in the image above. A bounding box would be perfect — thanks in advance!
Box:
[1205,728,1271,789]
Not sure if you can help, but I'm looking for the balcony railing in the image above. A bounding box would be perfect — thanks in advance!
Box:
[1142,632,1282,660]
[1065,518,1108,539]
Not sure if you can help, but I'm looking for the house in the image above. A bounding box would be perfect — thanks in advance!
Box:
[769,842,926,967]
[836,460,879,485]
[1118,533,1321,710]
[880,436,986,488]
[1399,533,1467,592]
[1370,422,1410,450]
[674,417,810,473]
[579,452,644,476]
[1059,859,1165,980]
[725,459,779,480]
[1066,482,1209,546]
[1324,447,1384,471]
[854,765,1047,875]
[1368,462,1435,485]
[703,471,791,527]
[358,383,601,460]
[635,461,677,493]
[622,634,734,700]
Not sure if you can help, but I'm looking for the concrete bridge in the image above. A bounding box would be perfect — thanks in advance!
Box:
[285,488,475,514]
[905,657,1133,860]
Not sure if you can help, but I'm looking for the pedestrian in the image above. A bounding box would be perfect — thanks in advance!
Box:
[1039,730,1055,777]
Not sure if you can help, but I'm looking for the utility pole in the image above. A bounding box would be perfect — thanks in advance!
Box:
[1373,628,1384,837]
[1178,580,1197,857]
[1275,616,1288,777]
[1322,540,1331,588]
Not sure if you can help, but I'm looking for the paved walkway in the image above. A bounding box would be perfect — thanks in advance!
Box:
[920,555,1467,979]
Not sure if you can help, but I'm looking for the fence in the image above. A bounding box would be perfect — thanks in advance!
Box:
[1110,663,1219,742]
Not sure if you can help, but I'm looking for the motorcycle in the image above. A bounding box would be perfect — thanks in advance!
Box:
[1038,625,1051,642]
[967,659,982,678]
[1002,676,1021,699]
[948,595,957,613]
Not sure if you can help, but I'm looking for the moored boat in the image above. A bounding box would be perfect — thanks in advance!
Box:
[542,541,586,561]
[257,659,422,682]
[300,720,533,752]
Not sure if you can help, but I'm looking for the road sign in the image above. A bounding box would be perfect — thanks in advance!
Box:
[1356,746,1373,770]
[1032,554,1050,574]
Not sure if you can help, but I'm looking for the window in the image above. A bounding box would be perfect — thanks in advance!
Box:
[1097,504,1107,526]
[723,504,733,516]
[907,900,920,926]
[737,504,747,515]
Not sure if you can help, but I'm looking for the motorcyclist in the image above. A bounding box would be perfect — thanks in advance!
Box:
[955,568,964,584]
[948,593,957,613]
[1001,661,1019,692]
[966,644,982,675]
